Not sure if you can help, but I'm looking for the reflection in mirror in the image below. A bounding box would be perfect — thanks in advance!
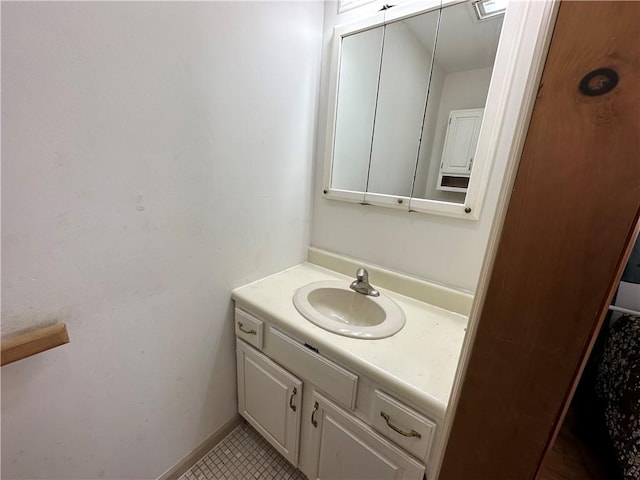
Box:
[413,2,503,203]
[366,11,439,198]
[331,26,384,192]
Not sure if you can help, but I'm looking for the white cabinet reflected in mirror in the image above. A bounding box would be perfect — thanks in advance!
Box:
[414,2,502,204]
[435,108,484,195]
[323,0,514,219]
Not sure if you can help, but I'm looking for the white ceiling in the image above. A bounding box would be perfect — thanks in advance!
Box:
[403,2,503,73]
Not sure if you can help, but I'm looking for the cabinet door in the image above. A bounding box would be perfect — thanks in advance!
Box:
[236,339,303,466]
[440,108,484,174]
[307,392,425,480]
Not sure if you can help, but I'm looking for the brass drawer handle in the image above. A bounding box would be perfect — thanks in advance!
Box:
[311,401,319,427]
[289,387,297,412]
[380,412,422,439]
[238,322,257,335]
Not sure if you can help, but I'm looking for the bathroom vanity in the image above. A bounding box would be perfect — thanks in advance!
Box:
[228,0,556,474]
[232,249,470,479]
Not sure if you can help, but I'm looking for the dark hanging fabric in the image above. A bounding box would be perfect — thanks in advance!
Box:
[621,235,640,284]
[590,234,640,479]
[597,314,640,480]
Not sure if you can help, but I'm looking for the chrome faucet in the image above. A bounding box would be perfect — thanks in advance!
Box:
[350,268,380,297]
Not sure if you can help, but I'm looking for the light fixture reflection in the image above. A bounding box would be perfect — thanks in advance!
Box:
[473,0,508,20]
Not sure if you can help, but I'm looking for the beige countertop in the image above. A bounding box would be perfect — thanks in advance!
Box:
[232,254,469,420]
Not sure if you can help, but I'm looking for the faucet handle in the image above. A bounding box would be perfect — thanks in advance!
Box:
[356,267,368,282]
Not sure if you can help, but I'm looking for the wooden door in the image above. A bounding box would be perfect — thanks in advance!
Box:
[439,1,640,479]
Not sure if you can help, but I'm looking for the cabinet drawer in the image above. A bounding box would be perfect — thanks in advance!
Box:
[235,308,263,350]
[371,390,436,460]
[267,327,358,410]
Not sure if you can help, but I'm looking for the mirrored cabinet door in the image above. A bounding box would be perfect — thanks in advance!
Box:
[365,11,439,200]
[331,26,384,193]
[412,1,503,205]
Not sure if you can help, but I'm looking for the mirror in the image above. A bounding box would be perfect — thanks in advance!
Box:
[412,2,503,204]
[324,0,505,217]
[365,12,439,198]
[332,26,385,192]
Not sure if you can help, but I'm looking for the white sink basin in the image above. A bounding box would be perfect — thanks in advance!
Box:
[293,280,406,339]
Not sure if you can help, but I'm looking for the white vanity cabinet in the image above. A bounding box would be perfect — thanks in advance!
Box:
[234,307,434,480]
[236,339,302,466]
[307,391,425,480]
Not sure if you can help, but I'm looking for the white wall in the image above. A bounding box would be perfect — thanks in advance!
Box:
[413,62,444,197]
[1,2,323,479]
[425,67,493,201]
[312,3,506,292]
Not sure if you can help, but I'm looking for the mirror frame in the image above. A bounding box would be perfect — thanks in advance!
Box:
[322,0,549,220]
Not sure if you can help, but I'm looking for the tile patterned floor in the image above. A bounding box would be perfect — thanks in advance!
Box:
[179,421,308,480]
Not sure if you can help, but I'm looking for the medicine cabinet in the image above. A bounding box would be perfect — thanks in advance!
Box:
[322,0,545,219]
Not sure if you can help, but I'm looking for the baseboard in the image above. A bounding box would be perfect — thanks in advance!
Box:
[158,414,243,480]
